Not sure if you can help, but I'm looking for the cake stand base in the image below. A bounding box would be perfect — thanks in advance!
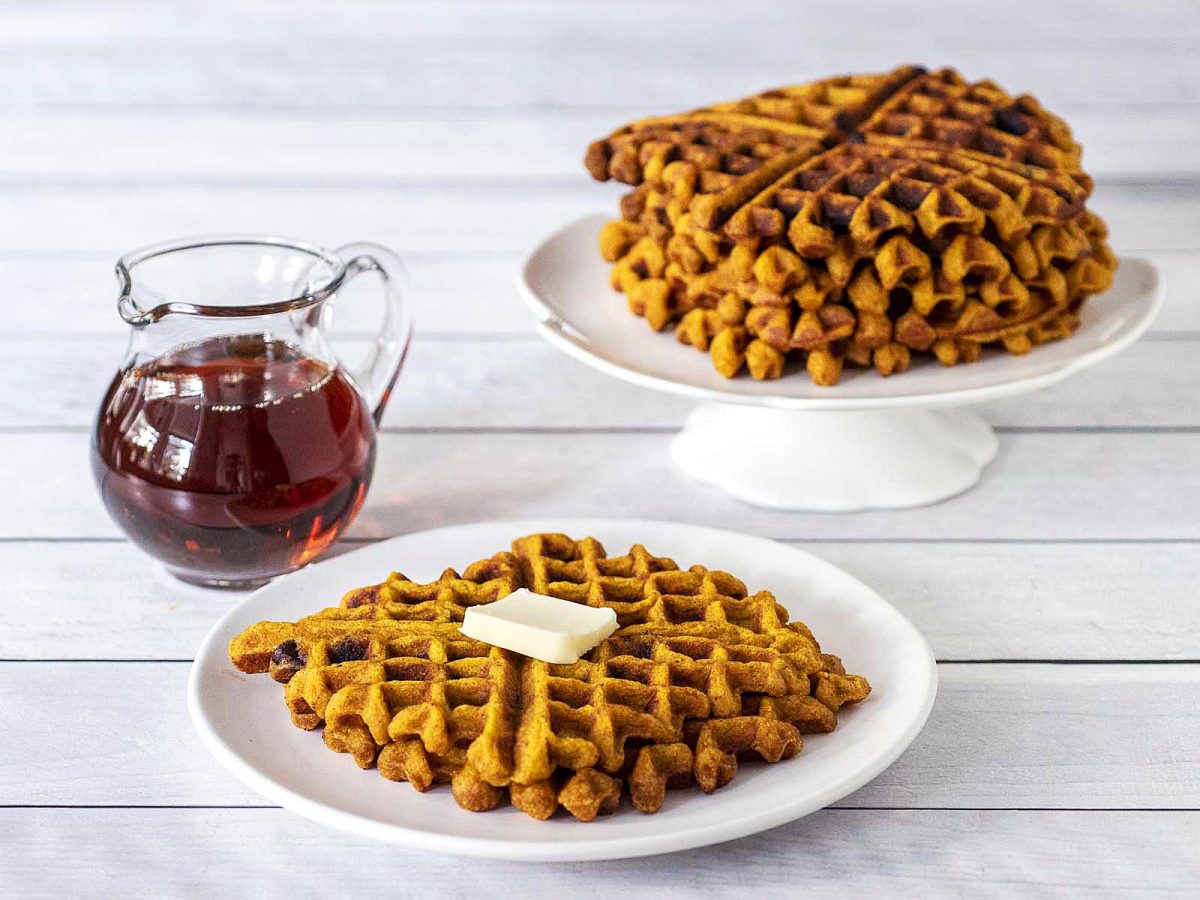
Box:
[670,403,999,511]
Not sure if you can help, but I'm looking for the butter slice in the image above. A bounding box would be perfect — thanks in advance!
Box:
[460,589,618,664]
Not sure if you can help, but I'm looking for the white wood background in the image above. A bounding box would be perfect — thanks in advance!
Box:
[1,1,1198,896]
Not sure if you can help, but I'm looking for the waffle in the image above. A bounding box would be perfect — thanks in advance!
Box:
[587,67,924,256]
[585,67,923,187]
[586,66,1118,385]
[856,68,1086,181]
[229,533,870,821]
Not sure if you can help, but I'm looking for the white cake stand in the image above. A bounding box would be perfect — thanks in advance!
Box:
[517,215,1163,511]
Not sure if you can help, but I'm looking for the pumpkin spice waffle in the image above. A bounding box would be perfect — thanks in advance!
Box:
[229,533,870,821]
[586,66,1118,385]
[856,68,1086,179]
[584,67,924,188]
[586,67,923,252]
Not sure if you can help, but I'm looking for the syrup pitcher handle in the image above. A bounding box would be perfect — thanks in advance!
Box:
[334,242,412,424]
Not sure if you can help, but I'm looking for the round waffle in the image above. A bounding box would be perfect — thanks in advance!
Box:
[586,66,1118,385]
[228,533,870,821]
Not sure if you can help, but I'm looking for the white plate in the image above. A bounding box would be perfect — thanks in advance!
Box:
[518,215,1162,411]
[189,519,937,861]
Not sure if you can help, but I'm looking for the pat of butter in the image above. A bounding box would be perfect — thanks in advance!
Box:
[460,589,618,664]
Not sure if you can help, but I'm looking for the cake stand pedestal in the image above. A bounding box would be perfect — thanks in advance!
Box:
[519,215,1162,512]
[671,404,997,511]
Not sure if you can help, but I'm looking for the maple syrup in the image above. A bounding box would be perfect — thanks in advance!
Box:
[92,334,376,585]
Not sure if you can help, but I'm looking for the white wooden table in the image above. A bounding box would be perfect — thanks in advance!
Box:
[2,1,1198,895]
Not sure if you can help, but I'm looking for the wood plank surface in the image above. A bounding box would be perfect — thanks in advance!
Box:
[1,334,1195,430]
[4,249,1198,336]
[3,808,1196,898]
[9,0,1200,45]
[0,37,1196,111]
[1,110,1196,181]
[11,431,1198,541]
[2,541,1197,662]
[2,662,1197,809]
[0,181,1190,255]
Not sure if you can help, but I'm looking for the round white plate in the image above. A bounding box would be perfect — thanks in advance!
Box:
[518,214,1162,411]
[189,519,937,861]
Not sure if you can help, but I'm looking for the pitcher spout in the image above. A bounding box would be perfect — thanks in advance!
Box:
[115,234,347,327]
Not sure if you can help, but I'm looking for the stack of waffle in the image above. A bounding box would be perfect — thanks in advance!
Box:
[229,533,870,820]
[586,66,1117,385]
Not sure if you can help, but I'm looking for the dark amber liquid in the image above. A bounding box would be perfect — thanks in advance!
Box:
[92,334,376,584]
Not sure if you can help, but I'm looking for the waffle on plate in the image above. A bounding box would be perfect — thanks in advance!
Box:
[229,533,870,821]
[586,66,1117,385]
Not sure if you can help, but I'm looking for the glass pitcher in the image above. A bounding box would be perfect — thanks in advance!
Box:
[91,235,410,588]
